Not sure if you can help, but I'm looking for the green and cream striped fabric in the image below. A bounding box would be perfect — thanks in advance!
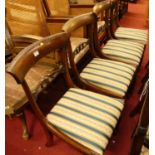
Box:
[47,88,124,155]
[115,27,148,44]
[101,39,144,66]
[70,37,89,64]
[98,21,106,38]
[80,58,136,98]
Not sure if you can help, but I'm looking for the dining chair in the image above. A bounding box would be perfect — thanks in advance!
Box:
[62,12,137,99]
[5,19,60,139]
[93,1,145,67]
[109,0,148,45]
[7,32,125,155]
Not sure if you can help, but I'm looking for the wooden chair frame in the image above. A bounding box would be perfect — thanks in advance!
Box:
[62,11,136,99]
[92,1,113,51]
[5,19,61,139]
[93,0,146,73]
[7,32,106,155]
[5,20,44,139]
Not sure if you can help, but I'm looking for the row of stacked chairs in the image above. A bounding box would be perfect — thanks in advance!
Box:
[5,0,148,155]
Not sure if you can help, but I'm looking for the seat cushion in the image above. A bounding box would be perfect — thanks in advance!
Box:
[101,39,144,66]
[115,27,148,44]
[80,58,136,98]
[5,54,59,115]
[97,21,106,39]
[47,88,124,155]
[70,37,89,64]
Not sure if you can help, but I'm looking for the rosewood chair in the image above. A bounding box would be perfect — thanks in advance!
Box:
[93,1,145,67]
[7,32,125,155]
[62,12,137,99]
[129,81,149,155]
[5,20,60,139]
[110,0,148,45]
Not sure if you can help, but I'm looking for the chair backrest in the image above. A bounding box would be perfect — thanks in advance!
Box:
[93,0,111,20]
[93,0,112,43]
[43,0,70,16]
[110,0,120,27]
[6,0,50,36]
[62,2,112,60]
[62,12,98,62]
[7,32,71,84]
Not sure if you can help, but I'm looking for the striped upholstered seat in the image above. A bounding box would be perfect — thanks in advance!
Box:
[70,37,89,64]
[47,88,124,155]
[101,39,144,66]
[115,27,148,45]
[80,58,136,98]
[97,21,106,40]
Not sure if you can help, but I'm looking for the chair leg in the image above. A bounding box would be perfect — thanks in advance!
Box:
[18,111,30,140]
[44,128,53,147]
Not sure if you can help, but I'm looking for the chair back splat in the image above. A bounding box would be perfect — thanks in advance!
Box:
[92,1,112,50]
[63,12,98,58]
[109,0,120,38]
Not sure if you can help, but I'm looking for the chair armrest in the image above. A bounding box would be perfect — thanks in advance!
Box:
[12,35,43,44]
[46,16,73,23]
[10,35,43,56]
